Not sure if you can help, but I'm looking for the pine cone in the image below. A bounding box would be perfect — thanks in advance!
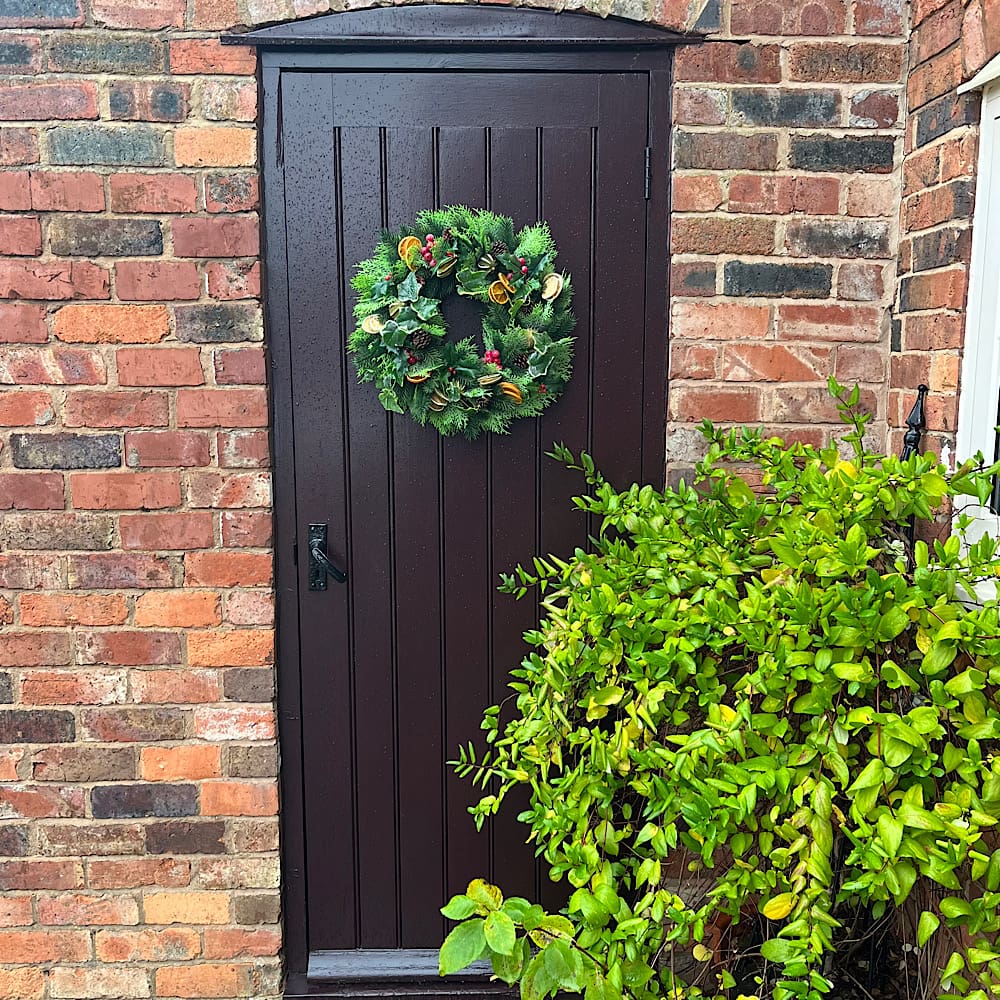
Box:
[411,330,432,350]
[512,352,529,368]
[491,239,509,256]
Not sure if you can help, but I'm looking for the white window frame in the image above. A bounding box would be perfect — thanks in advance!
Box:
[955,74,1000,542]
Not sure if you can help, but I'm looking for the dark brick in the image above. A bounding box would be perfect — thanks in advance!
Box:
[223,668,274,703]
[48,126,165,167]
[49,218,162,257]
[673,262,717,296]
[0,40,40,73]
[790,135,895,173]
[109,81,187,122]
[175,304,260,344]
[0,709,74,743]
[674,131,778,170]
[910,226,971,273]
[146,820,226,855]
[225,744,277,779]
[914,92,980,148]
[235,892,280,925]
[785,220,890,259]
[48,35,162,74]
[33,746,135,782]
[0,0,81,24]
[0,825,29,856]
[694,0,721,30]
[92,783,198,819]
[81,707,187,742]
[0,673,11,704]
[723,261,833,298]
[732,89,840,126]
[11,432,121,470]
[1,512,114,550]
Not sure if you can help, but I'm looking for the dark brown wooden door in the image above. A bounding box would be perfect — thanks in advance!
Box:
[262,38,672,996]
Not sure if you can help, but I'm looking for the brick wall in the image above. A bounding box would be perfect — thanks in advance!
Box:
[0,0,914,997]
[894,0,999,459]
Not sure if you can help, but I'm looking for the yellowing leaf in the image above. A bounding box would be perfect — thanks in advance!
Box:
[761,893,794,920]
[692,944,713,962]
[719,704,737,723]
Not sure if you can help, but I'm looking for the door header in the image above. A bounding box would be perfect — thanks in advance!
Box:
[222,3,693,49]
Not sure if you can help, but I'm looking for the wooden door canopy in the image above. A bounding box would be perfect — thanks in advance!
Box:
[222,4,694,48]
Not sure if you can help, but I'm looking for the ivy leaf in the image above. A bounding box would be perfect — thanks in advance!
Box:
[397,271,421,302]
[484,910,517,955]
[439,919,486,975]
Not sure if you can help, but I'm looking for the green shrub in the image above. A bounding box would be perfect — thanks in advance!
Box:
[440,381,1000,1000]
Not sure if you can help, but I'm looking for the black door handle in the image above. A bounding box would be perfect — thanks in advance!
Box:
[308,523,347,589]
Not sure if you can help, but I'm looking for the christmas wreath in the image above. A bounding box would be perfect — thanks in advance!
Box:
[349,206,575,439]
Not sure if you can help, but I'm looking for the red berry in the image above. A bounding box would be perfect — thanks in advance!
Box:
[519,257,526,264]
[407,356,417,366]
[385,274,393,281]
[521,266,529,274]
[449,366,456,374]
[426,234,435,243]
[430,259,437,267]
[507,273,514,280]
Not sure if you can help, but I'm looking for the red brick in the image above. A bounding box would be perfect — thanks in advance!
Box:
[38,893,139,926]
[187,472,271,508]
[670,341,718,379]
[169,39,255,75]
[905,180,973,232]
[49,967,149,999]
[668,385,763,423]
[777,303,883,341]
[0,303,45,343]
[846,176,897,217]
[0,260,109,300]
[109,80,190,123]
[140,745,221,781]
[70,471,181,510]
[96,927,199,962]
[190,0,239,28]
[156,962,247,998]
[132,669,220,705]
[54,303,169,344]
[177,388,268,428]
[108,173,197,213]
[21,669,126,705]
[907,45,962,111]
[80,707,187,744]
[855,0,904,33]
[672,301,772,340]
[116,260,200,302]
[206,260,260,300]
[185,552,272,587]
[838,262,885,301]
[201,80,257,124]
[671,260,717,298]
[121,512,215,550]
[87,858,190,889]
[671,216,775,255]
[201,781,277,816]
[172,216,259,258]
[0,554,64,589]
[834,344,889,383]
[118,347,205,387]
[93,0,185,27]
[77,631,181,666]
[67,552,175,589]
[940,131,978,181]
[0,633,72,667]
[217,430,269,468]
[728,174,839,215]
[0,928,89,962]
[0,170,30,210]
[224,591,272,626]
[29,170,104,211]
[0,390,52,426]
[0,898,34,928]
[0,784,84,817]
[188,630,273,667]
[205,173,258,213]
[0,215,40,255]
[125,430,212,468]
[135,590,221,628]
[731,0,847,34]
[214,347,265,385]
[64,390,168,428]
[175,127,255,168]
[900,312,964,351]
[787,42,904,82]
[673,88,726,125]
[0,472,63,510]
[671,174,724,212]
[0,127,38,165]
[913,1,963,63]
[221,511,272,547]
[899,267,968,311]
[0,346,106,385]
[21,593,128,627]
[720,343,833,382]
[674,42,781,83]
[203,927,280,959]
[0,82,97,121]
[193,705,274,741]
[0,968,43,999]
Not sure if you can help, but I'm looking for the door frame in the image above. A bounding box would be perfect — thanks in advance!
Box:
[228,7,687,993]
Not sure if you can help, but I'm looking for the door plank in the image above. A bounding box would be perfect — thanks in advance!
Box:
[283,72,358,950]
[385,126,450,949]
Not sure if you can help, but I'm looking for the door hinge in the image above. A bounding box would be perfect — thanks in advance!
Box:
[644,146,651,200]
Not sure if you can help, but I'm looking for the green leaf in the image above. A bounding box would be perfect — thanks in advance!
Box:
[491,937,527,983]
[877,606,909,641]
[397,271,421,302]
[484,911,517,955]
[761,938,795,963]
[440,919,487,975]
[442,895,478,920]
[922,641,957,674]
[847,758,884,792]
[877,813,903,857]
[543,939,583,990]
[917,911,939,947]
